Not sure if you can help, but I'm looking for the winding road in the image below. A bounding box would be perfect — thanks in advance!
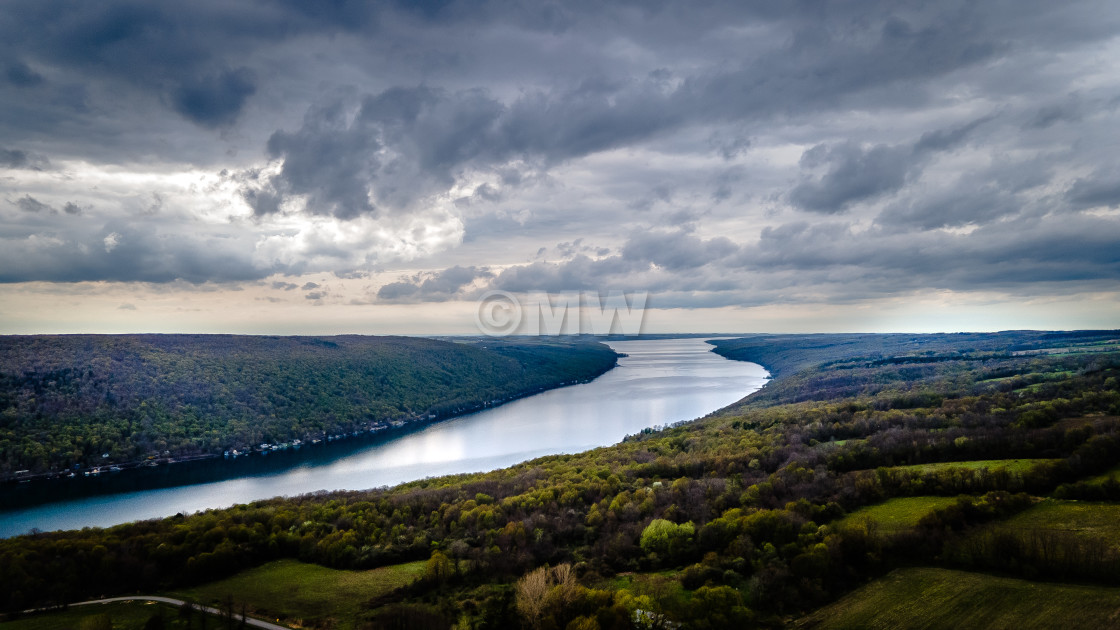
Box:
[25,596,290,629]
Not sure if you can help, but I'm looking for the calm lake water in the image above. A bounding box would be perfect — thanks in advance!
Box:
[0,338,767,537]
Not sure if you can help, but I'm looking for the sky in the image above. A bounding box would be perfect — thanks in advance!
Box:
[1,0,1118,335]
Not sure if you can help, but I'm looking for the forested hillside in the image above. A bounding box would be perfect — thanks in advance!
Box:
[709,330,1120,376]
[0,335,618,477]
[2,331,1119,629]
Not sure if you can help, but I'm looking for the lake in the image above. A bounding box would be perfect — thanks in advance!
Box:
[0,338,767,537]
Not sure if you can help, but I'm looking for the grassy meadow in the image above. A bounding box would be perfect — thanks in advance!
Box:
[170,558,425,629]
[834,496,960,532]
[984,499,1120,546]
[895,459,1061,475]
[795,567,1120,629]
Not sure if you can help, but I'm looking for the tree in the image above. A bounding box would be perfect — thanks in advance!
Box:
[516,566,553,629]
[425,550,453,583]
[639,519,695,561]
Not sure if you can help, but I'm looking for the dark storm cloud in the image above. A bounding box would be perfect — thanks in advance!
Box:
[876,186,1017,231]
[621,230,739,271]
[5,61,43,87]
[453,213,1120,307]
[0,223,271,284]
[171,68,257,128]
[739,215,1120,294]
[789,117,989,214]
[0,147,48,170]
[258,19,1003,221]
[249,78,686,218]
[1066,174,1120,210]
[0,0,1117,300]
[243,1,1044,221]
[0,2,253,126]
[789,142,912,214]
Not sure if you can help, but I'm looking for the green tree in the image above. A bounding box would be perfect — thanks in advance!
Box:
[639,519,695,559]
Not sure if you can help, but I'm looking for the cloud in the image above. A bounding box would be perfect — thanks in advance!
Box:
[0,147,48,170]
[789,118,988,214]
[15,195,52,213]
[0,223,271,283]
[377,265,491,302]
[5,61,44,87]
[171,67,257,127]
[620,230,739,271]
[0,0,1116,314]
[1066,174,1120,210]
[375,281,419,301]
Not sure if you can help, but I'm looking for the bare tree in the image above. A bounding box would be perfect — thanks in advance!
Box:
[515,566,553,629]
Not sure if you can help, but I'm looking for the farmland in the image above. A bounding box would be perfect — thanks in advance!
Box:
[172,559,425,629]
[796,567,1120,630]
[835,496,960,531]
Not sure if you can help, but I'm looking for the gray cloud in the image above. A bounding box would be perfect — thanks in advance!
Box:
[0,0,1116,312]
[0,147,48,170]
[171,67,256,128]
[0,222,270,283]
[789,142,912,213]
[401,213,1120,308]
[377,265,492,302]
[11,195,86,216]
[5,60,43,87]
[789,117,988,214]
[1066,174,1120,210]
[15,195,51,213]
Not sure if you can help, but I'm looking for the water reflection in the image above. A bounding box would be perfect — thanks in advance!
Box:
[0,338,767,537]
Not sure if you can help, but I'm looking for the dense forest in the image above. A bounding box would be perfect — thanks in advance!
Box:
[2,330,1119,629]
[0,335,619,477]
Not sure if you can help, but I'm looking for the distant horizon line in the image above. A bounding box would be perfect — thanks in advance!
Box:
[2,329,1117,338]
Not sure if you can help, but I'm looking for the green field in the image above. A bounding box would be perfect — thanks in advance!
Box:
[897,459,1060,475]
[1081,463,1120,486]
[1,602,187,630]
[795,567,1120,629]
[171,559,425,629]
[992,499,1120,544]
[835,496,959,531]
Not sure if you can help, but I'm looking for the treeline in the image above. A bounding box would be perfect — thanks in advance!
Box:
[1,333,1119,627]
[0,335,618,476]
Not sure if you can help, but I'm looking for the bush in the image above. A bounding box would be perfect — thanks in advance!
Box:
[639,519,695,564]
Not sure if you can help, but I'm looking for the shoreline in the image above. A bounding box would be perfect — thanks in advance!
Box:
[0,356,619,512]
